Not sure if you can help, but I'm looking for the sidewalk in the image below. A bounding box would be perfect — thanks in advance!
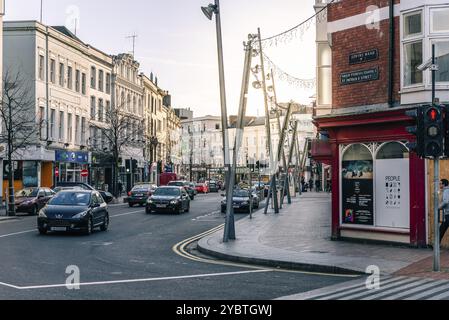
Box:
[198,192,438,276]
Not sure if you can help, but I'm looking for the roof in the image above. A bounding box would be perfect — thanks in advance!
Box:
[51,26,83,43]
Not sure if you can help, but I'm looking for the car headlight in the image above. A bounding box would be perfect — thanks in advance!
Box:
[72,211,88,219]
[38,210,47,218]
[242,201,249,205]
[147,199,153,204]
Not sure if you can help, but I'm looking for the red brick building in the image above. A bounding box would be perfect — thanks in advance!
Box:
[313,0,440,246]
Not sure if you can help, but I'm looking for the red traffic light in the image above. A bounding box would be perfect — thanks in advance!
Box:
[427,108,439,121]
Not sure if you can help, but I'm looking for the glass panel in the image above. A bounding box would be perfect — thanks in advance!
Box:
[404,41,423,86]
[404,12,422,37]
[431,8,449,32]
[318,67,332,105]
[435,41,449,82]
[376,142,409,160]
[342,144,372,161]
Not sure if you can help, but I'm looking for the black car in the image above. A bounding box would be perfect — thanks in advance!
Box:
[128,184,157,207]
[167,181,195,200]
[208,182,219,193]
[221,189,259,214]
[37,190,109,235]
[54,182,114,203]
[146,186,190,214]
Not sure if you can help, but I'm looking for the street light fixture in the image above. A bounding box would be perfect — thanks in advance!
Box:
[201,4,217,20]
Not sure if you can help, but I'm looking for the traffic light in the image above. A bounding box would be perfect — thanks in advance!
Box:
[423,104,444,158]
[406,107,424,157]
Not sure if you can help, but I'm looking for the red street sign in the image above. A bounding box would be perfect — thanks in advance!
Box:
[81,169,89,177]
[55,167,59,178]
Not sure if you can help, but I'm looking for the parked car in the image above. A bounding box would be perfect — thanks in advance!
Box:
[189,183,198,195]
[53,182,114,203]
[167,181,195,200]
[208,182,219,193]
[195,183,209,194]
[37,190,109,235]
[221,189,259,214]
[15,187,56,216]
[146,186,190,214]
[128,184,158,207]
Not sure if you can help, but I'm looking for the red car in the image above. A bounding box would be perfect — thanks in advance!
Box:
[195,183,209,194]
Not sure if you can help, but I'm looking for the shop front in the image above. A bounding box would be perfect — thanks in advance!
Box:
[55,150,90,185]
[314,108,427,247]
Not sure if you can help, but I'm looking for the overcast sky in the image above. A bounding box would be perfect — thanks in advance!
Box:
[4,0,316,117]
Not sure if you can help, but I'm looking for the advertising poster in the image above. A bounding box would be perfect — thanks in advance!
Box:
[342,160,374,225]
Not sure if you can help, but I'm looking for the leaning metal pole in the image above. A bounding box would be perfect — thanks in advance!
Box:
[258,28,279,214]
[288,121,299,197]
[212,0,234,242]
[277,103,294,207]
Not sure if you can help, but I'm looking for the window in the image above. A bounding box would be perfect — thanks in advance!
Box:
[67,66,73,89]
[59,63,64,86]
[58,111,64,141]
[106,73,111,94]
[75,70,80,92]
[50,109,55,139]
[81,117,86,145]
[67,113,73,143]
[50,59,56,83]
[98,99,104,122]
[91,66,96,89]
[318,43,332,105]
[106,101,111,123]
[376,142,409,160]
[431,8,449,33]
[127,94,131,111]
[90,96,96,120]
[215,124,220,130]
[435,41,449,82]
[81,73,86,95]
[39,106,45,139]
[404,11,422,38]
[98,70,104,92]
[75,115,80,144]
[133,96,137,113]
[90,127,97,148]
[38,55,45,81]
[403,41,423,86]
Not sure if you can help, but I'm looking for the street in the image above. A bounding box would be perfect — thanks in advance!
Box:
[0,193,353,300]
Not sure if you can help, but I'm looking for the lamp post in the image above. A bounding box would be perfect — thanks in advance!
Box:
[202,0,235,242]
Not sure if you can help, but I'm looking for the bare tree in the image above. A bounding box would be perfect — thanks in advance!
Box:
[89,101,144,197]
[0,71,42,216]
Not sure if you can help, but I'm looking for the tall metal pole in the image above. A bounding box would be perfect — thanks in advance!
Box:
[432,44,440,272]
[288,121,299,197]
[258,28,279,214]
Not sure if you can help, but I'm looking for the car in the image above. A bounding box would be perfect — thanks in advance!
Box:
[146,186,190,214]
[53,186,84,193]
[54,182,114,203]
[15,187,56,216]
[168,181,196,200]
[195,183,209,194]
[128,184,157,207]
[37,190,109,235]
[208,182,219,193]
[221,189,259,214]
[189,183,198,195]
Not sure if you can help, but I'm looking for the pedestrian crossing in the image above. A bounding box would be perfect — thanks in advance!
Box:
[279,276,449,300]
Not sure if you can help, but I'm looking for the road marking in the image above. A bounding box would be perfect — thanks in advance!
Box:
[0,269,271,290]
[191,211,221,221]
[0,230,36,239]
[172,224,360,278]
[111,210,144,218]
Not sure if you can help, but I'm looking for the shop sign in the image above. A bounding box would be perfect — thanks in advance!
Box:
[349,49,378,65]
[55,150,89,164]
[342,160,374,226]
[340,68,379,85]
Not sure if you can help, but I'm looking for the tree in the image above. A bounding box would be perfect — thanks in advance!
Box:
[0,71,42,216]
[89,100,144,197]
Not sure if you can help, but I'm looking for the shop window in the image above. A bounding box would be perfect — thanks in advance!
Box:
[376,142,409,160]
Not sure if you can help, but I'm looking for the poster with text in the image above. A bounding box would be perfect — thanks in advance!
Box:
[342,160,374,225]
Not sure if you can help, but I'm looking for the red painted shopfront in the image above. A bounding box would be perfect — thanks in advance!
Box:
[315,108,426,247]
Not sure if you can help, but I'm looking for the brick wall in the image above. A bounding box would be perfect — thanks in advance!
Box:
[328,0,400,22]
[331,17,400,109]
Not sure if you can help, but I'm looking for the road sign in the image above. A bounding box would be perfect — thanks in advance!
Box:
[81,169,89,177]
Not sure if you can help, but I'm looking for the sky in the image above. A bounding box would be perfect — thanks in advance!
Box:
[4,0,317,117]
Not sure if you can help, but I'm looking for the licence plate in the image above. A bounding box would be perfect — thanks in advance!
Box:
[51,227,67,232]
[233,205,240,209]
[156,204,167,208]
[135,194,144,197]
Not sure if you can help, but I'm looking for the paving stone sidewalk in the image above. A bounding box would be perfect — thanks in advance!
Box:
[198,192,437,275]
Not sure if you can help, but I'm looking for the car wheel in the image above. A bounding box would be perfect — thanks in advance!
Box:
[129,203,134,208]
[146,206,152,214]
[100,214,109,232]
[185,203,190,213]
[38,228,47,235]
[84,217,93,235]
[178,205,184,215]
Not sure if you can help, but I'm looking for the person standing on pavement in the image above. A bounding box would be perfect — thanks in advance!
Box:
[118,181,123,197]
[309,178,314,192]
[438,179,449,243]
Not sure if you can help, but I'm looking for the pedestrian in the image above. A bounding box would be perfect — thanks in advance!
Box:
[118,181,123,197]
[309,178,314,192]
[315,179,321,193]
[301,176,305,192]
[439,179,449,243]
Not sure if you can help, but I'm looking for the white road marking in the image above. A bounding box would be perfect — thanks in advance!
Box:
[0,269,271,290]
[110,210,144,218]
[0,230,36,239]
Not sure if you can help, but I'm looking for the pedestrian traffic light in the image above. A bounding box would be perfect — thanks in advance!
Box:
[443,105,449,158]
[423,104,444,158]
[406,107,424,157]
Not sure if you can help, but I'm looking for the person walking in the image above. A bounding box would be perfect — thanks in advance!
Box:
[309,178,314,192]
[438,179,449,243]
[118,181,123,197]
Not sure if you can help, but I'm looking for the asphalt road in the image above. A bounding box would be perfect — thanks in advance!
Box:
[0,193,355,300]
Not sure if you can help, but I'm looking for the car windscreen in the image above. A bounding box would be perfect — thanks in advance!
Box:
[168,182,184,187]
[49,192,91,206]
[132,185,151,191]
[233,190,249,198]
[153,188,181,197]
[16,188,39,198]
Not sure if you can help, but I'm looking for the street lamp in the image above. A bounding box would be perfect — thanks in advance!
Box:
[201,0,235,242]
